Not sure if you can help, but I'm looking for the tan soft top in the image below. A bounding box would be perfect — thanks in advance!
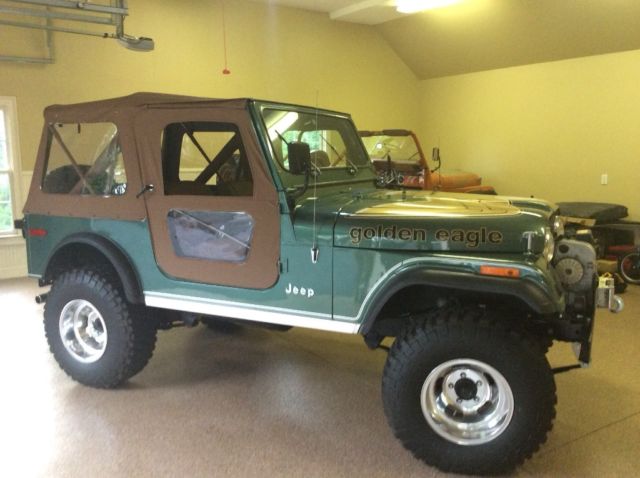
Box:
[26,92,272,222]
[27,92,282,289]
[43,92,252,123]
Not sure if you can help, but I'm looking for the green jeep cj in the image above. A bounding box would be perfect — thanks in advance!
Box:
[17,93,621,475]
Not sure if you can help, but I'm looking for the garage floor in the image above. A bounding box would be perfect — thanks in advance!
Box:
[1,277,638,477]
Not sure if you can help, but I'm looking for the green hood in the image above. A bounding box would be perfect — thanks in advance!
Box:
[295,188,553,253]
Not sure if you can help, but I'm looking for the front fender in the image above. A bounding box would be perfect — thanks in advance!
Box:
[357,258,564,335]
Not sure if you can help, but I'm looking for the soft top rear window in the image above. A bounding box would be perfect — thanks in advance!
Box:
[42,122,127,196]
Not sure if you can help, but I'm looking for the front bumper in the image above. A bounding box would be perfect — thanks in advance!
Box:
[567,276,624,366]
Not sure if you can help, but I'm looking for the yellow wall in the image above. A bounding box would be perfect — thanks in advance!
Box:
[418,49,640,220]
[3,0,638,221]
[0,0,419,171]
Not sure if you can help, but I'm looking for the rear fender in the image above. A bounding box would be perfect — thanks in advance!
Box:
[43,232,143,304]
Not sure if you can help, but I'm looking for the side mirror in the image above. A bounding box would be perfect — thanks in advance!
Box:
[431,147,441,172]
[288,142,311,175]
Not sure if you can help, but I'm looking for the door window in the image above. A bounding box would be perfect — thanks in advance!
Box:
[162,122,253,196]
[167,209,254,263]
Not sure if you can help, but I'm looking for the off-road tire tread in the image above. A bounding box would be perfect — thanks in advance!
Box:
[382,306,556,475]
[126,304,158,379]
[44,268,157,388]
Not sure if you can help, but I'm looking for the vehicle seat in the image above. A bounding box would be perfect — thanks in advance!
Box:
[310,150,330,168]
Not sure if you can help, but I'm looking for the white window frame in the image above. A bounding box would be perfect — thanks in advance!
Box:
[0,97,23,239]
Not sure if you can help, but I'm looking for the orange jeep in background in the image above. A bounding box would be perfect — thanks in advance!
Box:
[360,129,496,194]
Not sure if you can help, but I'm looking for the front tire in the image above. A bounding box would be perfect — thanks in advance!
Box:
[44,268,157,388]
[382,307,556,475]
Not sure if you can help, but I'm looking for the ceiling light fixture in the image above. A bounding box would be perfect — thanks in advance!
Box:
[396,0,460,14]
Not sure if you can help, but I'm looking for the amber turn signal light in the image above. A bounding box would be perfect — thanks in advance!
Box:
[479,265,520,278]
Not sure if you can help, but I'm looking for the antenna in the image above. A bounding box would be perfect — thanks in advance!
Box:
[310,90,320,264]
[431,136,442,192]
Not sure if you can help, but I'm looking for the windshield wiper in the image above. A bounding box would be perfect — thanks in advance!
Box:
[273,129,288,145]
[319,135,359,175]
[273,129,321,177]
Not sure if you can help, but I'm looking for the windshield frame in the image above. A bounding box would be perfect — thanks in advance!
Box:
[251,100,376,192]
[360,130,426,168]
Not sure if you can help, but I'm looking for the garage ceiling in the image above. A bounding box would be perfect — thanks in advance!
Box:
[251,0,640,79]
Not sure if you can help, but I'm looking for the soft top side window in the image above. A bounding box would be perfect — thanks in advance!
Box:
[161,122,253,197]
[42,122,127,196]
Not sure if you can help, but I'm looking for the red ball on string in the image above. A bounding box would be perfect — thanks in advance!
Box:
[221,1,230,76]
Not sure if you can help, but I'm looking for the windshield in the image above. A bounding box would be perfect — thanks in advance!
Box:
[361,133,422,165]
[260,107,373,189]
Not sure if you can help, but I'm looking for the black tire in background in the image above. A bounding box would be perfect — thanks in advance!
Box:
[619,252,640,284]
[382,306,556,475]
[44,268,157,388]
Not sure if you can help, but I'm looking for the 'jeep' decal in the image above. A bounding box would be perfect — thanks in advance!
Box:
[285,283,315,298]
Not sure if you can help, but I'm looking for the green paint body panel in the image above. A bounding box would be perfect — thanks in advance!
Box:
[26,213,336,319]
[331,247,562,320]
[25,182,563,328]
[23,96,568,334]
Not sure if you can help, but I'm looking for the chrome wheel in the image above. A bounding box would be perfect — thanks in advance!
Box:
[58,299,108,363]
[421,358,514,445]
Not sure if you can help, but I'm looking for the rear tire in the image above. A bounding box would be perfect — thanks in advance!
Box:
[44,268,157,388]
[382,306,556,475]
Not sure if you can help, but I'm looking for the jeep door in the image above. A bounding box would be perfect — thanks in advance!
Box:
[135,103,280,289]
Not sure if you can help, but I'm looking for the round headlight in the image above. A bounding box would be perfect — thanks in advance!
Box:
[553,215,565,237]
[543,227,555,262]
